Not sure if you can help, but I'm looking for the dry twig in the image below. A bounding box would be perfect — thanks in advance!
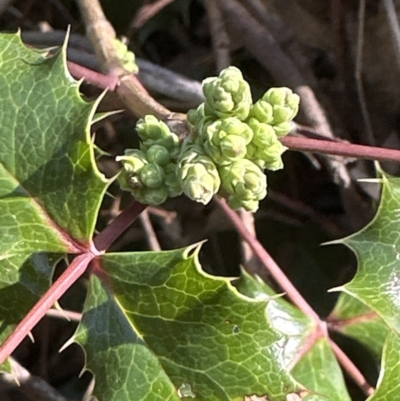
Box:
[76,0,177,120]
[130,0,176,30]
[204,0,231,71]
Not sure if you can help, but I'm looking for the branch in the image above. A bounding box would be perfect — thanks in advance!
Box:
[282,135,400,163]
[215,197,321,323]
[215,197,374,395]
[67,60,118,90]
[93,199,147,252]
[329,340,375,396]
[76,0,176,120]
[130,0,176,30]
[0,253,94,365]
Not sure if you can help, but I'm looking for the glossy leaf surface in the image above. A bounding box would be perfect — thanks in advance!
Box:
[0,33,107,368]
[236,271,351,401]
[75,247,303,401]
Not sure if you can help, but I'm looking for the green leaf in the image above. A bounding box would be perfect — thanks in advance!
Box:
[327,174,400,399]
[0,253,59,338]
[75,275,180,401]
[0,32,107,368]
[328,293,389,358]
[367,332,400,400]
[336,175,400,332]
[0,252,60,372]
[0,32,107,255]
[291,338,350,401]
[235,270,351,401]
[75,247,303,401]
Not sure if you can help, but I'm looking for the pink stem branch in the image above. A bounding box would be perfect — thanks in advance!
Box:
[0,199,147,363]
[93,199,147,252]
[0,253,94,365]
[215,197,321,323]
[282,135,400,163]
[67,61,119,90]
[329,339,375,396]
[216,197,374,393]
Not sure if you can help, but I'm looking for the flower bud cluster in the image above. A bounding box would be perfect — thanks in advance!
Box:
[117,115,182,205]
[113,38,138,74]
[184,66,299,211]
[117,66,299,212]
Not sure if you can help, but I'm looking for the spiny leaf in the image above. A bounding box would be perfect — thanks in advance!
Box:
[328,292,388,358]
[329,174,400,399]
[74,275,180,401]
[367,332,400,400]
[235,270,351,401]
[0,253,59,338]
[74,247,303,401]
[0,32,108,367]
[336,175,400,333]
[0,32,108,256]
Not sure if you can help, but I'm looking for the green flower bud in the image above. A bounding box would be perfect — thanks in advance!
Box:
[134,187,169,205]
[136,115,173,142]
[142,135,179,157]
[117,169,136,193]
[116,149,148,188]
[219,159,267,212]
[137,116,180,157]
[178,146,221,204]
[202,66,252,121]
[146,144,171,166]
[202,117,253,165]
[113,38,138,73]
[116,149,171,205]
[116,150,148,199]
[140,163,165,189]
[187,108,199,127]
[187,104,208,127]
[264,141,287,170]
[247,117,277,148]
[262,88,300,125]
[249,100,274,124]
[272,121,293,137]
[246,140,286,171]
[164,163,182,197]
[187,104,217,140]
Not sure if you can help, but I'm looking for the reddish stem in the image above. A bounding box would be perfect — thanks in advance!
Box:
[0,253,94,365]
[67,61,119,90]
[216,197,321,323]
[0,199,147,364]
[65,59,400,165]
[216,197,374,394]
[93,199,147,252]
[282,135,400,163]
[328,311,378,330]
[329,339,375,396]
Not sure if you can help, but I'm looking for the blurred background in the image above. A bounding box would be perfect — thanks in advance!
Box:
[1,0,397,399]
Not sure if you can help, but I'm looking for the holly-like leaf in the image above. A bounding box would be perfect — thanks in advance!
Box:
[0,253,59,339]
[367,332,400,400]
[0,32,108,365]
[74,247,304,401]
[328,292,389,358]
[235,270,351,401]
[0,253,60,373]
[335,175,400,333]
[0,32,107,256]
[327,174,400,399]
[75,274,180,401]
